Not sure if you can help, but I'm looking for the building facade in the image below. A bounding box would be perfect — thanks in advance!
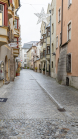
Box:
[22,42,32,68]
[0,0,21,87]
[56,0,78,89]
[39,0,78,89]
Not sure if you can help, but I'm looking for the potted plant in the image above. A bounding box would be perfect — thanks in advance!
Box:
[46,70,49,76]
[16,68,20,76]
[43,68,45,75]
[35,67,37,72]
[40,69,41,73]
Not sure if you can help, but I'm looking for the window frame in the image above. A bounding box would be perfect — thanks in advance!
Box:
[56,36,58,48]
[58,8,61,23]
[0,4,4,26]
[67,21,72,41]
[14,19,17,29]
[52,8,54,15]
[47,46,50,54]
[52,61,53,68]
[60,32,61,45]
[66,53,72,73]
[52,23,54,34]
[68,0,72,8]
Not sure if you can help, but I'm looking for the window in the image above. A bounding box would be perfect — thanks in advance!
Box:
[68,0,72,7]
[24,54,26,57]
[43,36,46,43]
[43,50,46,57]
[52,24,54,34]
[24,59,26,62]
[52,8,54,15]
[0,4,4,26]
[56,36,58,48]
[24,64,26,67]
[60,33,61,45]
[58,8,61,22]
[47,46,50,54]
[68,22,71,41]
[52,61,53,68]
[47,28,50,37]
[66,54,71,73]
[24,49,27,52]
[14,19,17,29]
[52,43,54,53]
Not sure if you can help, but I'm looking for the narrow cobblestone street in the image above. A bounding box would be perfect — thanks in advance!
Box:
[0,70,78,139]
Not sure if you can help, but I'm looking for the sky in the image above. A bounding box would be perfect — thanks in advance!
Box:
[18,0,52,47]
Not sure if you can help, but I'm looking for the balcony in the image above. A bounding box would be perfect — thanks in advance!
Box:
[8,6,13,20]
[13,48,19,57]
[0,26,8,47]
[46,54,50,60]
[47,37,50,45]
[46,46,50,60]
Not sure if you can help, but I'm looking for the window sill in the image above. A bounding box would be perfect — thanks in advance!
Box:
[58,21,61,24]
[46,53,50,55]
[68,39,71,43]
[68,4,72,9]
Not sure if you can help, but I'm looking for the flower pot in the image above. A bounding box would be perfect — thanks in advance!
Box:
[16,73,20,76]
[46,72,49,76]
[43,71,45,75]
[40,70,41,73]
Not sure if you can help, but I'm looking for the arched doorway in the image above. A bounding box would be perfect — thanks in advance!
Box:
[5,56,8,81]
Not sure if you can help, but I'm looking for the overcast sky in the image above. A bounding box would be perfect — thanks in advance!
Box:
[18,0,52,47]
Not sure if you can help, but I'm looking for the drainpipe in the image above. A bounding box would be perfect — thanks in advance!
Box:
[45,22,47,73]
[49,10,51,77]
[61,0,63,46]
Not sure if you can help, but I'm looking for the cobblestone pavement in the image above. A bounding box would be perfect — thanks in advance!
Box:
[0,69,78,138]
[30,70,78,119]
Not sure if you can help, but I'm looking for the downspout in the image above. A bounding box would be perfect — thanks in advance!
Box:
[49,10,51,77]
[61,0,63,46]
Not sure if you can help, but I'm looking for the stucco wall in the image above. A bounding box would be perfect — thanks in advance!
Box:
[51,0,56,78]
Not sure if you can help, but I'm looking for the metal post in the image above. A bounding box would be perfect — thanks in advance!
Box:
[49,10,51,77]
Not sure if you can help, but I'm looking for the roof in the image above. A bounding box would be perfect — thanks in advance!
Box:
[22,43,32,49]
[22,41,39,49]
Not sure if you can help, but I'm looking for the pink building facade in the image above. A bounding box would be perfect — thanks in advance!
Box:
[56,0,78,89]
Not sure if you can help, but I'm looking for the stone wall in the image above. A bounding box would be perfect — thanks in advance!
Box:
[57,45,67,85]
[69,76,78,89]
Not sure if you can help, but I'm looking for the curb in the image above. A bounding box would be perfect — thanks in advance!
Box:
[36,80,66,112]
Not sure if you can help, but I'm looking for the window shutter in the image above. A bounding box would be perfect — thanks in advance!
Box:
[68,0,69,7]
[58,10,59,22]
[60,8,61,21]
[70,0,72,4]
[66,54,71,73]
